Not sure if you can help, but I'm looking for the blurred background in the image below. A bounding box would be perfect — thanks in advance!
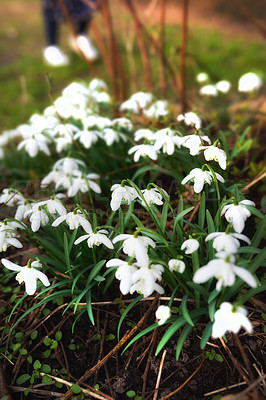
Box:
[0,0,265,129]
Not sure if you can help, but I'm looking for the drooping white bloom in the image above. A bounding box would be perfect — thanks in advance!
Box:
[15,201,33,221]
[193,257,257,291]
[1,258,50,295]
[206,231,250,254]
[181,168,225,193]
[238,72,263,93]
[63,172,101,197]
[74,129,100,149]
[25,207,50,232]
[74,229,114,249]
[128,144,159,162]
[102,128,127,146]
[110,184,137,211]
[156,305,171,325]
[106,259,138,295]
[130,263,164,298]
[38,195,67,217]
[180,134,211,156]
[0,223,23,252]
[52,210,92,232]
[221,200,255,233]
[94,91,111,104]
[177,112,202,130]
[140,187,168,207]
[196,72,209,83]
[17,135,51,157]
[199,85,218,96]
[0,189,24,206]
[143,100,169,119]
[111,117,133,132]
[216,80,231,93]
[153,128,177,155]
[212,302,252,338]
[85,115,112,129]
[119,99,139,114]
[88,78,108,92]
[130,92,153,109]
[181,239,199,254]
[134,129,155,142]
[168,259,186,273]
[202,146,227,170]
[113,234,156,268]
[53,157,86,174]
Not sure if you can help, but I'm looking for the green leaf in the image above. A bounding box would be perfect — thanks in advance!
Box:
[16,374,31,385]
[126,390,136,398]
[19,348,28,356]
[43,337,51,346]
[71,384,82,394]
[42,374,53,385]
[176,324,193,360]
[87,260,106,285]
[30,330,38,340]
[55,331,62,341]
[33,360,42,370]
[198,192,206,229]
[215,353,223,362]
[160,200,169,233]
[64,232,70,269]
[200,321,213,349]
[181,294,194,326]
[123,323,158,354]
[41,364,51,373]
[117,295,143,341]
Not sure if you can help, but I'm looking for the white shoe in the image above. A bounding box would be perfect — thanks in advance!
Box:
[43,46,69,67]
[70,35,99,61]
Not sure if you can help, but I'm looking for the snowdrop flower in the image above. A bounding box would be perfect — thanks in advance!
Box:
[52,210,92,232]
[41,169,65,188]
[102,128,127,146]
[66,172,101,197]
[181,168,224,193]
[1,258,50,295]
[130,263,164,298]
[110,183,137,211]
[206,231,250,254]
[168,259,186,273]
[196,72,209,83]
[193,256,257,291]
[238,72,263,93]
[74,129,100,149]
[134,129,155,142]
[53,157,86,174]
[17,135,50,157]
[180,134,211,156]
[0,221,24,252]
[0,189,24,206]
[181,239,199,254]
[216,80,231,93]
[54,135,73,153]
[156,305,171,325]
[94,91,111,104]
[25,207,50,232]
[0,233,23,252]
[153,128,177,155]
[221,200,255,233]
[111,117,133,132]
[140,187,168,207]
[202,145,227,170]
[15,201,33,221]
[119,99,139,114]
[212,302,252,338]
[74,229,113,249]
[85,115,112,129]
[143,100,169,119]
[130,92,153,109]
[63,82,90,97]
[113,233,156,268]
[128,144,159,162]
[200,85,218,96]
[177,112,202,130]
[106,259,138,295]
[88,78,108,92]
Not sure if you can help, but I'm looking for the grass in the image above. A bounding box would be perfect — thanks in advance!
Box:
[0,0,265,130]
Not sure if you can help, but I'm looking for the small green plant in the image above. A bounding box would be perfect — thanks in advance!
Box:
[205,349,223,362]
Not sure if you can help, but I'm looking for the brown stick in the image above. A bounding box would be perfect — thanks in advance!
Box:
[159,0,167,95]
[179,0,189,113]
[58,295,160,400]
[56,0,98,76]
[123,0,153,89]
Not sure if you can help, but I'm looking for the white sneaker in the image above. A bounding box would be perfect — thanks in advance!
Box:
[70,35,99,61]
[43,46,69,67]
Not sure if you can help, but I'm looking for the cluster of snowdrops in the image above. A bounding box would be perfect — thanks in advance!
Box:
[0,77,265,355]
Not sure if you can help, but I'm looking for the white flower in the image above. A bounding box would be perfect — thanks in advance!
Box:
[168,259,186,273]
[156,305,171,325]
[40,195,67,216]
[41,169,65,188]
[212,302,252,338]
[181,168,225,193]
[238,72,263,93]
[181,239,199,254]
[0,232,23,252]
[88,78,108,92]
[0,189,24,206]
[199,85,218,96]
[110,184,137,211]
[134,129,155,142]
[177,112,202,130]
[119,99,139,114]
[53,157,86,174]
[202,146,227,170]
[74,129,100,149]
[130,92,153,109]
[52,210,92,232]
[26,208,50,232]
[140,187,168,206]
[15,201,33,221]
[113,233,156,268]
[106,259,138,295]
[102,128,127,146]
[221,200,255,233]
[1,258,50,295]
[17,135,50,157]
[193,257,257,291]
[130,264,164,298]
[94,91,111,104]
[206,232,250,254]
[216,80,231,93]
[111,117,133,131]
[74,229,113,249]
[128,144,159,162]
[180,134,211,156]
[153,128,177,155]
[66,172,101,197]
[143,100,169,119]
[196,72,209,83]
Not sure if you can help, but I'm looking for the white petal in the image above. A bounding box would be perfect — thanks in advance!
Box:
[1,258,22,271]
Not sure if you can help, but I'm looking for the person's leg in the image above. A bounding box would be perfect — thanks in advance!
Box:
[72,18,98,61]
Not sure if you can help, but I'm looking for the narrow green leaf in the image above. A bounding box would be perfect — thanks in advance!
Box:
[117,295,143,341]
[176,324,193,360]
[181,294,194,326]
[200,321,213,349]
[16,374,31,385]
[64,232,70,269]
[198,192,205,229]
